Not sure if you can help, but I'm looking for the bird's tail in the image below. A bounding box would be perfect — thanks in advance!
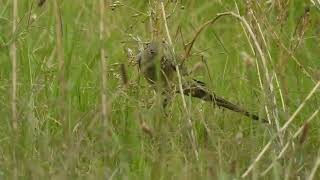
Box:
[180,80,268,123]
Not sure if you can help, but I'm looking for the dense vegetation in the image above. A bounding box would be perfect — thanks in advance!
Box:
[1,0,320,179]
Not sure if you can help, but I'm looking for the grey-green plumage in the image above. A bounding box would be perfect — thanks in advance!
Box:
[136,41,176,88]
[136,41,267,122]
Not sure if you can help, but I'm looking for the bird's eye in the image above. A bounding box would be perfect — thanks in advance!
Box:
[144,43,150,50]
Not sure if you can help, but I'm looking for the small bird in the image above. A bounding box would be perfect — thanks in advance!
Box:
[136,40,267,122]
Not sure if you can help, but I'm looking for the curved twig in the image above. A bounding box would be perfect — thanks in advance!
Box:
[181,12,231,66]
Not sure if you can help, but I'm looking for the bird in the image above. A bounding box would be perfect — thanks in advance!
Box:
[136,40,267,123]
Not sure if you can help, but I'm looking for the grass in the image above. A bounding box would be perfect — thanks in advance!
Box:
[0,0,320,179]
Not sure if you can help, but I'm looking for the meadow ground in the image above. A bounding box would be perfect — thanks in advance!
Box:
[0,0,320,179]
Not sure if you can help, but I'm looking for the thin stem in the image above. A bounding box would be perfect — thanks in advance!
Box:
[308,153,320,180]
[261,107,320,176]
[54,0,67,132]
[100,0,108,126]
[242,81,320,178]
[11,1,18,179]
[160,2,199,160]
[11,0,18,131]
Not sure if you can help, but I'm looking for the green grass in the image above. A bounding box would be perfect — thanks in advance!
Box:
[1,0,320,179]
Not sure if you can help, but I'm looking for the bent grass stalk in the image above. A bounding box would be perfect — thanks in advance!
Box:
[160,2,199,160]
[261,107,320,176]
[242,81,320,178]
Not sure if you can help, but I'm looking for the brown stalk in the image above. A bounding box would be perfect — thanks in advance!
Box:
[140,120,153,137]
[120,64,128,86]
[299,123,309,145]
[181,13,231,66]
[53,0,67,131]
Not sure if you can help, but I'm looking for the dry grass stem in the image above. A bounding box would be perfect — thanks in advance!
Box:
[160,2,199,160]
[54,0,67,130]
[11,0,18,131]
[11,1,18,179]
[140,120,153,137]
[251,12,281,132]
[235,3,272,123]
[2,1,320,178]
[308,153,320,180]
[100,0,108,126]
[120,64,128,86]
[280,81,320,132]
[261,107,320,176]
[242,81,320,178]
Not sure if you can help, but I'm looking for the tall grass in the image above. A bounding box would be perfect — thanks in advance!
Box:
[99,0,108,127]
[10,1,18,179]
[0,0,319,179]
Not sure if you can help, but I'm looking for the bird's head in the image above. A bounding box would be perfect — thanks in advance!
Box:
[145,41,159,59]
